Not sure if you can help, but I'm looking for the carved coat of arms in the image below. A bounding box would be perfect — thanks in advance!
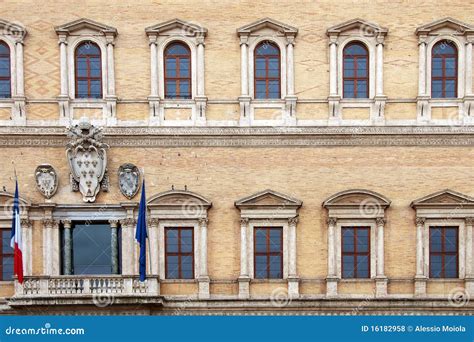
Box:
[35,164,58,199]
[66,118,109,202]
[118,163,141,199]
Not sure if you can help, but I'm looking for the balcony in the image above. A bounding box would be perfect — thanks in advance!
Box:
[8,275,162,307]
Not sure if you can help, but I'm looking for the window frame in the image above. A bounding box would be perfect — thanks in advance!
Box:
[0,41,11,99]
[341,226,371,279]
[164,226,195,279]
[0,228,14,281]
[253,226,283,279]
[253,41,281,100]
[431,40,458,99]
[342,42,369,99]
[74,41,103,99]
[429,226,459,279]
[164,42,192,100]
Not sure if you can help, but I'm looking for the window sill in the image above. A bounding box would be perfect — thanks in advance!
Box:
[160,279,197,284]
[250,279,287,284]
[0,280,14,284]
[426,278,464,282]
[339,278,374,283]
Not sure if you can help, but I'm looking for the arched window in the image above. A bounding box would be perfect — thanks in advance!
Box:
[254,42,280,99]
[0,42,11,98]
[343,42,369,99]
[164,42,191,99]
[432,41,457,98]
[75,42,102,99]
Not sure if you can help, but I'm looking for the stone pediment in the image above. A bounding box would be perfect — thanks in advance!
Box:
[0,191,30,219]
[235,189,302,209]
[323,189,391,208]
[415,17,474,36]
[55,18,117,37]
[0,19,27,40]
[327,18,388,37]
[237,18,297,37]
[411,189,474,208]
[147,190,211,209]
[145,19,207,37]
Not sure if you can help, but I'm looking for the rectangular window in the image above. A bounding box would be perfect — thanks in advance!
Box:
[0,228,13,280]
[430,227,458,278]
[165,227,194,279]
[342,227,370,278]
[254,227,283,279]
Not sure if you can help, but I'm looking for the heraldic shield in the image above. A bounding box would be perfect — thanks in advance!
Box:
[66,118,109,202]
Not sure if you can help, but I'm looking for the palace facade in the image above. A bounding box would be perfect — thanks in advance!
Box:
[0,0,473,315]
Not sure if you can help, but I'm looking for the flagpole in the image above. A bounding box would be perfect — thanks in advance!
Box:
[143,168,153,278]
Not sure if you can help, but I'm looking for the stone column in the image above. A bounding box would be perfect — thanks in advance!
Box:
[198,218,210,299]
[288,216,299,298]
[147,34,160,125]
[466,39,473,96]
[414,217,427,296]
[195,37,207,125]
[239,35,251,126]
[328,35,340,120]
[12,39,26,124]
[285,36,297,125]
[109,220,119,274]
[238,218,250,299]
[20,219,32,276]
[148,218,159,276]
[375,39,384,97]
[15,41,24,97]
[326,217,338,297]
[465,218,474,295]
[373,35,387,122]
[57,34,70,123]
[375,218,387,297]
[43,219,53,275]
[417,35,429,122]
[105,34,117,124]
[62,220,73,275]
[120,218,136,276]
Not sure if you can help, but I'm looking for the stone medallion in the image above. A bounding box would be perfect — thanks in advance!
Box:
[34,164,58,199]
[118,163,141,199]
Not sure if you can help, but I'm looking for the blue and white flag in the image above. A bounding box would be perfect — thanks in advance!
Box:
[135,179,148,282]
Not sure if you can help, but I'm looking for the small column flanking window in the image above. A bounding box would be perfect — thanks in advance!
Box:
[326,19,387,125]
[415,18,474,123]
[55,18,118,126]
[235,190,302,299]
[165,227,194,279]
[411,189,473,297]
[323,189,391,298]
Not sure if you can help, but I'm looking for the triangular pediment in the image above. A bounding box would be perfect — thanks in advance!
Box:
[147,190,211,208]
[416,17,474,36]
[327,18,387,36]
[237,18,297,36]
[323,189,391,208]
[235,189,302,208]
[0,19,26,39]
[411,189,474,207]
[55,18,117,36]
[145,19,207,37]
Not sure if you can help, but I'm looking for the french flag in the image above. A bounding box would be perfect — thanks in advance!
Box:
[10,181,23,284]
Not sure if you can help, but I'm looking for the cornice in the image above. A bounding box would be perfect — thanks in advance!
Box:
[2,126,474,147]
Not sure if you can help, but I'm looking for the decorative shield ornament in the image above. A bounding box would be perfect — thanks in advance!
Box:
[66,118,109,202]
[35,164,58,199]
[118,163,141,199]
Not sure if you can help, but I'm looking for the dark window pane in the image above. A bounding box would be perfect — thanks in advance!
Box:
[255,229,267,253]
[255,58,266,77]
[256,42,279,56]
[2,231,11,252]
[268,80,280,99]
[90,80,101,98]
[445,80,456,98]
[269,255,282,278]
[255,80,266,99]
[345,43,367,56]
[432,80,443,98]
[356,255,369,278]
[356,231,369,253]
[342,255,354,278]
[445,58,456,76]
[181,256,193,279]
[342,228,354,252]
[356,58,367,77]
[344,80,355,98]
[432,58,442,77]
[166,44,189,55]
[71,223,112,275]
[166,58,177,77]
[433,42,456,55]
[76,58,88,77]
[444,255,458,278]
[0,57,10,77]
[179,58,190,77]
[0,43,9,54]
[166,81,177,98]
[166,255,179,279]
[255,255,267,279]
[444,229,457,252]
[344,58,354,77]
[89,58,101,77]
[268,58,279,77]
[356,80,368,98]
[166,229,179,253]
[179,80,190,98]
[3,256,13,280]
[430,255,442,278]
[430,228,442,252]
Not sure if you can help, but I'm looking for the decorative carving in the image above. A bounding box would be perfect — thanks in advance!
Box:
[376,217,386,226]
[288,216,299,225]
[240,218,249,225]
[66,118,109,202]
[466,217,474,225]
[415,217,426,226]
[34,164,58,199]
[147,218,159,226]
[118,163,141,199]
[120,218,137,227]
[198,218,209,226]
[327,217,337,226]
